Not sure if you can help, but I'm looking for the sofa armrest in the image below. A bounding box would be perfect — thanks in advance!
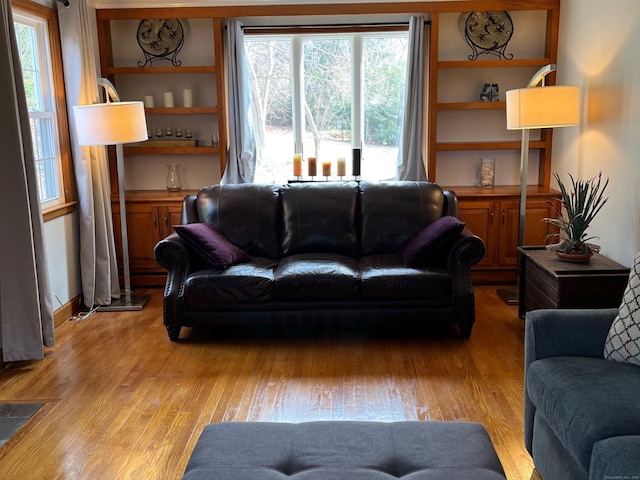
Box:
[446,228,486,338]
[590,436,640,480]
[153,233,194,327]
[523,308,618,454]
[524,308,618,366]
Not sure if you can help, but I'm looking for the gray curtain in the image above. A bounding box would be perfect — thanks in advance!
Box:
[0,0,55,361]
[58,0,120,308]
[396,16,428,181]
[221,20,257,184]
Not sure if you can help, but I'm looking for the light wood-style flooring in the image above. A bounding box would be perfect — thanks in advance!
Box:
[0,286,541,480]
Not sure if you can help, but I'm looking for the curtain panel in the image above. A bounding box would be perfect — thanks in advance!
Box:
[58,0,120,308]
[0,0,55,361]
[221,20,257,184]
[396,16,429,181]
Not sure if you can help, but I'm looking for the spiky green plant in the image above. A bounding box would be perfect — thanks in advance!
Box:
[544,172,609,255]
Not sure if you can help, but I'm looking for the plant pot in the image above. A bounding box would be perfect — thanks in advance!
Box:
[556,251,593,263]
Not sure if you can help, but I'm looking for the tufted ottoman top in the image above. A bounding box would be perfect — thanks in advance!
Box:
[183,421,506,479]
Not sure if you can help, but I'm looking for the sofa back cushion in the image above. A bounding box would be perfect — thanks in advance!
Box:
[280,182,359,257]
[360,181,447,256]
[195,184,281,258]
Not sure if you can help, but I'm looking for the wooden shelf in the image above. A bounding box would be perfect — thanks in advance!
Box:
[437,102,505,110]
[437,58,553,69]
[106,66,216,74]
[443,185,560,198]
[119,190,198,203]
[436,141,546,151]
[123,146,222,155]
[145,107,218,115]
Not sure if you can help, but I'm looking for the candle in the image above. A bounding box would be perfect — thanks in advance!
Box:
[143,95,154,108]
[183,89,193,108]
[308,157,317,176]
[337,157,346,176]
[322,160,331,177]
[163,91,174,108]
[293,154,302,176]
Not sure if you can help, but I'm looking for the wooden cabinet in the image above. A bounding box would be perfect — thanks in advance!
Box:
[112,191,192,287]
[454,186,559,283]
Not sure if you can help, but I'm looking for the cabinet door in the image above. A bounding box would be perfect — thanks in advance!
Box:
[498,200,554,266]
[114,203,161,271]
[159,205,183,238]
[457,200,499,267]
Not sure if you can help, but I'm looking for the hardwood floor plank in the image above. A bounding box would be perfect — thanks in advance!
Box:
[0,286,542,480]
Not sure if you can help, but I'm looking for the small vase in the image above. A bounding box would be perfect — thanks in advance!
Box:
[166,163,182,192]
[556,251,593,263]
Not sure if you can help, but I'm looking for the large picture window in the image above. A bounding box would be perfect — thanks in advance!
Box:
[246,30,408,183]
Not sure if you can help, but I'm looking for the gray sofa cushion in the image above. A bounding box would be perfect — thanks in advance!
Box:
[183,421,506,480]
[527,356,640,471]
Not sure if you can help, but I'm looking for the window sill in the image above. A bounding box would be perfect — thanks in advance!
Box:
[43,201,77,222]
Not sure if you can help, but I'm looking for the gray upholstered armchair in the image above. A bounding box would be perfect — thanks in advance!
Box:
[524,308,640,480]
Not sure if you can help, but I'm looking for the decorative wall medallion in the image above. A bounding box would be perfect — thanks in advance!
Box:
[137,18,184,67]
[464,11,513,61]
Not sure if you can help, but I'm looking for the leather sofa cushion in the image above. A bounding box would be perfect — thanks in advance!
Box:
[360,254,452,301]
[195,184,281,259]
[274,253,360,301]
[184,258,277,309]
[280,182,359,257]
[360,181,446,256]
[527,356,640,472]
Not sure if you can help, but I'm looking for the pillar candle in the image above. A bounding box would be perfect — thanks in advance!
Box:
[183,89,193,108]
[293,154,302,176]
[163,91,174,108]
[322,160,331,177]
[337,158,346,176]
[143,95,154,108]
[308,157,317,176]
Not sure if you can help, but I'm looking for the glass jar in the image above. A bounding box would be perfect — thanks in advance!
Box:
[166,163,182,192]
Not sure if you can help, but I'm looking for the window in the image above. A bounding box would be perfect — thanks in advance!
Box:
[246,30,408,183]
[13,1,74,218]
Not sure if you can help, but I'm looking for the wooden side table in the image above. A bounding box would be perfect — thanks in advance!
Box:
[518,246,630,318]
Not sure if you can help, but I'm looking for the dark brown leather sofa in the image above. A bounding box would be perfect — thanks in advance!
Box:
[154,181,485,341]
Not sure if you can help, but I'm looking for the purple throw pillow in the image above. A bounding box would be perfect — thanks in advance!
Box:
[173,223,250,269]
[401,216,465,267]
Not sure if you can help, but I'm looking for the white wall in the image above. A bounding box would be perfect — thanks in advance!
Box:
[553,0,640,266]
[44,213,82,309]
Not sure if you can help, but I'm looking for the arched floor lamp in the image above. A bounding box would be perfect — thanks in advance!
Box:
[497,64,579,305]
[73,78,150,311]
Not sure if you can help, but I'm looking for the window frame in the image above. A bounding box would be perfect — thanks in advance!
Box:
[12,0,76,222]
[245,25,409,182]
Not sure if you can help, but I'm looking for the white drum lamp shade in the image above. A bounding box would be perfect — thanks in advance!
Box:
[73,101,147,146]
[506,85,579,130]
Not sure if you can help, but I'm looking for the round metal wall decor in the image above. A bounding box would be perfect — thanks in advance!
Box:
[464,11,514,61]
[136,18,184,67]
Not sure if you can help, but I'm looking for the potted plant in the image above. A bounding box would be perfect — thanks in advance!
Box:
[543,172,609,262]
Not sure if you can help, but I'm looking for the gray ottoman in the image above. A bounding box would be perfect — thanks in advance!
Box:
[183,421,507,479]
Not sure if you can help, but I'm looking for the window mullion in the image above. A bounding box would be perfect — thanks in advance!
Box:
[352,34,363,150]
[291,36,304,155]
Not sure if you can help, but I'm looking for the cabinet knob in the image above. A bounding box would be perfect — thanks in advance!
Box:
[490,209,495,225]
[153,215,157,228]
[164,216,168,227]
[502,210,506,225]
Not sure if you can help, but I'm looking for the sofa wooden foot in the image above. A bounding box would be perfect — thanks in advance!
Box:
[167,326,181,342]
[459,323,473,339]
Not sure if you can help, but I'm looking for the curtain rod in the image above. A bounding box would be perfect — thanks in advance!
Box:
[242,20,430,31]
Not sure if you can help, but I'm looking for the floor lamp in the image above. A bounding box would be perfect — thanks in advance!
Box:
[497,64,579,305]
[73,78,150,311]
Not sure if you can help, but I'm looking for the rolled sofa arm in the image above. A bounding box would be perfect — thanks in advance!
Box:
[153,233,194,329]
[447,227,485,338]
